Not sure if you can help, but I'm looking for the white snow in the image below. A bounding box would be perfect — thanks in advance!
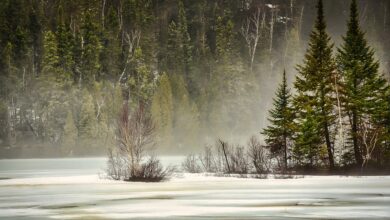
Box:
[0,158,390,219]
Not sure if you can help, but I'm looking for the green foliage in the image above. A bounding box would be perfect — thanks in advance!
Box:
[0,42,18,99]
[42,31,59,75]
[337,0,388,166]
[42,30,71,85]
[128,47,155,106]
[101,7,121,81]
[106,85,123,123]
[56,6,74,74]
[215,15,235,62]
[78,90,98,143]
[81,10,102,86]
[0,0,389,162]
[151,73,174,149]
[293,108,322,167]
[166,0,193,88]
[171,74,200,150]
[124,0,154,29]
[0,0,28,65]
[293,0,336,169]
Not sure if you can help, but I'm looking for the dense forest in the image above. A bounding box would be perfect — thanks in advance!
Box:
[0,0,389,171]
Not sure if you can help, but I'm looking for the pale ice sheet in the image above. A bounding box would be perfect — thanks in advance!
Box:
[0,158,390,219]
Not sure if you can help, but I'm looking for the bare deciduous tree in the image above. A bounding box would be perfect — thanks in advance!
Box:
[118,30,141,83]
[117,104,154,176]
[107,104,172,181]
[360,120,382,170]
[241,7,265,73]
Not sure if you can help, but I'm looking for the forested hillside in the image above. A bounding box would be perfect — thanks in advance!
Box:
[0,0,389,158]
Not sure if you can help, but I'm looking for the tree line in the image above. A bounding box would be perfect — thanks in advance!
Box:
[0,0,389,160]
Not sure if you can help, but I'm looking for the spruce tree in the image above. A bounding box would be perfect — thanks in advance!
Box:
[81,10,102,86]
[42,31,59,78]
[171,74,200,150]
[151,73,174,150]
[56,6,74,78]
[262,70,294,171]
[78,90,98,145]
[128,47,155,106]
[166,0,192,81]
[101,6,121,81]
[293,0,336,169]
[28,0,43,76]
[62,110,77,155]
[337,0,388,166]
[0,42,16,99]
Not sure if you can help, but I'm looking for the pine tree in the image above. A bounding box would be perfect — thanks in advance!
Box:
[42,31,59,78]
[0,42,17,99]
[166,0,192,81]
[215,15,235,62]
[262,70,294,171]
[62,110,77,155]
[151,73,174,150]
[177,0,192,79]
[128,47,155,106]
[337,0,388,166]
[293,0,336,169]
[0,0,28,65]
[78,90,98,145]
[81,10,102,86]
[56,6,74,78]
[101,6,121,81]
[209,10,256,138]
[107,85,123,124]
[28,0,44,76]
[171,74,200,150]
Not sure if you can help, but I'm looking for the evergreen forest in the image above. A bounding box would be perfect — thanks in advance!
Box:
[0,0,389,172]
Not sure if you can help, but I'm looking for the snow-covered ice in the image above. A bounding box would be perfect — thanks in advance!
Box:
[0,158,390,219]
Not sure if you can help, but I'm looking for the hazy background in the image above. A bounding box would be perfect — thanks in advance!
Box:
[0,0,389,158]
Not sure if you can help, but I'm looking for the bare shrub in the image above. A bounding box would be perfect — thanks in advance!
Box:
[129,156,175,182]
[274,174,295,179]
[182,136,272,176]
[229,145,250,174]
[247,136,270,174]
[182,154,201,173]
[199,145,217,172]
[106,104,172,182]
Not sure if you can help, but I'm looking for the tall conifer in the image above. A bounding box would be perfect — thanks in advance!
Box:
[293,0,336,169]
[337,0,388,166]
[262,70,294,171]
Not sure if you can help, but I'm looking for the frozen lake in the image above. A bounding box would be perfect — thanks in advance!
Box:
[0,158,390,219]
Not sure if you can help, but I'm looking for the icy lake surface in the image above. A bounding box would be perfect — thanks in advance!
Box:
[0,158,390,219]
